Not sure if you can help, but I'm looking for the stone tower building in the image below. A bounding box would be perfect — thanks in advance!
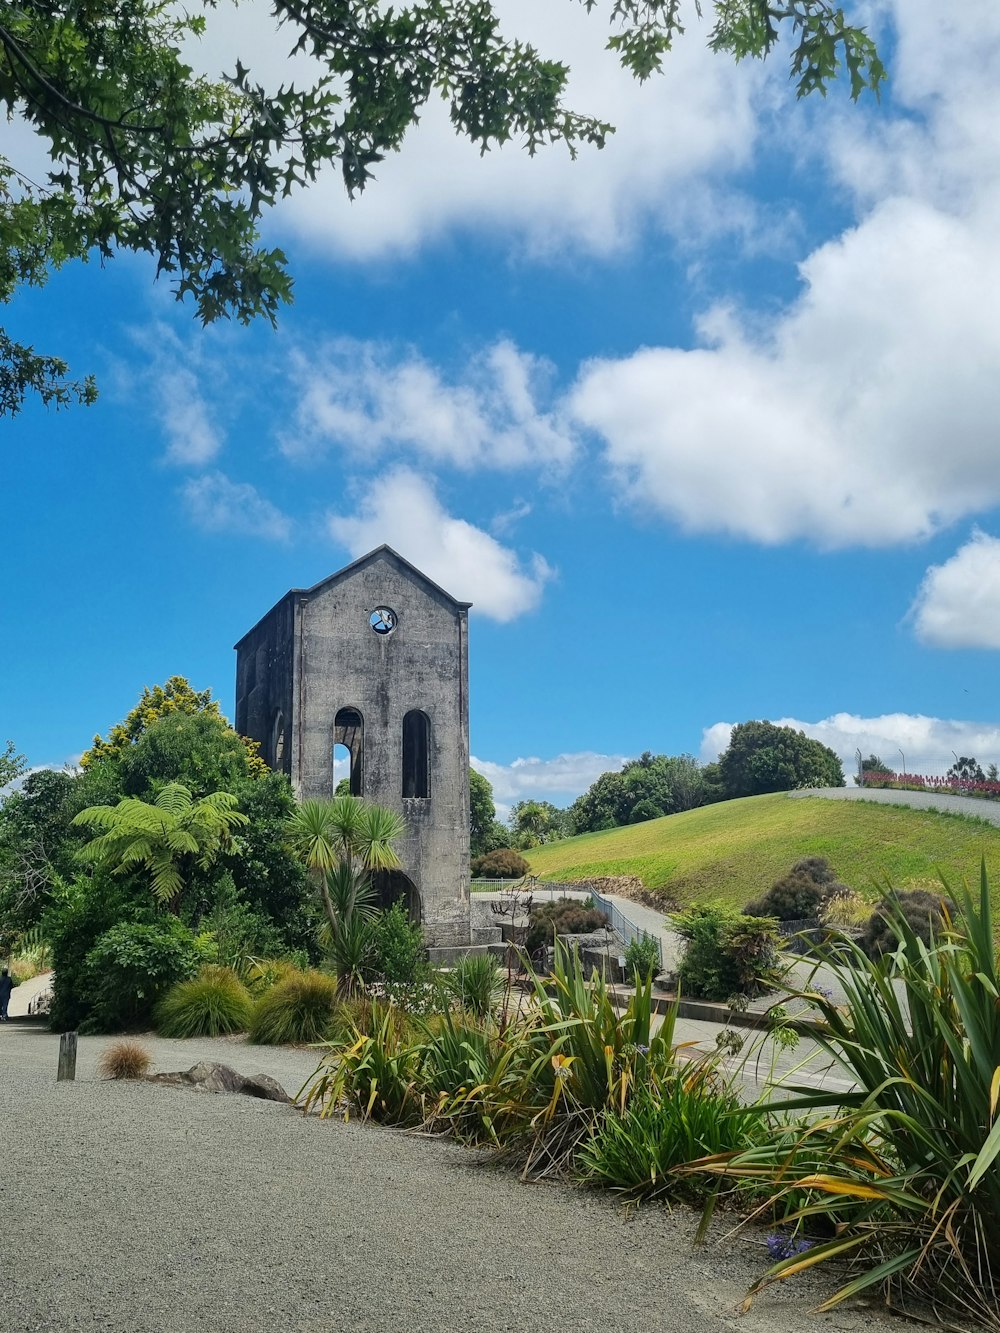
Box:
[234,546,472,948]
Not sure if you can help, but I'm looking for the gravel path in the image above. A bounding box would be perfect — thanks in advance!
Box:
[2,1022,904,1333]
[790,785,1000,825]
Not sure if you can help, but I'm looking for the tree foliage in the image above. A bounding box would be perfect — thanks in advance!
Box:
[0,738,25,789]
[1,0,884,414]
[72,781,248,907]
[570,752,710,834]
[947,755,985,783]
[716,720,844,798]
[508,798,570,848]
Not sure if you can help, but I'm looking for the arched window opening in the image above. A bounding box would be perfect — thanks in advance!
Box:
[272,711,286,770]
[333,707,364,797]
[402,710,430,799]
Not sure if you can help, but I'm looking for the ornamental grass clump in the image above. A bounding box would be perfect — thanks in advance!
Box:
[97,1038,152,1080]
[700,866,1000,1329]
[154,966,254,1038]
[249,968,338,1045]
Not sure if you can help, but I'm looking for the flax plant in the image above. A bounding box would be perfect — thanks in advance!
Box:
[700,865,1000,1328]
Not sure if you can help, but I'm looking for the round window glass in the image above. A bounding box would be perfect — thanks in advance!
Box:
[370,606,397,635]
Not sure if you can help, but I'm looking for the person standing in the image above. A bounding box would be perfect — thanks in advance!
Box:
[0,967,13,1021]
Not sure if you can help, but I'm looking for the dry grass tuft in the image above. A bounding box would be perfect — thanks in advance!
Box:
[97,1038,152,1080]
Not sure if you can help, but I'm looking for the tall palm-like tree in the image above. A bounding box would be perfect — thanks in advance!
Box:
[285,795,405,993]
[72,782,248,910]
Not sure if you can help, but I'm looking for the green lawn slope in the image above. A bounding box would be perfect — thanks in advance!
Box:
[525,794,1000,910]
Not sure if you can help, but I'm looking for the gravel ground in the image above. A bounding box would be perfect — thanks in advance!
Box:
[2,1022,908,1333]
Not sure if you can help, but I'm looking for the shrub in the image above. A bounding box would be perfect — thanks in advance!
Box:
[368,902,427,983]
[861,887,957,958]
[624,934,661,980]
[249,968,338,1044]
[713,868,1000,1326]
[744,857,845,922]
[578,1076,760,1202]
[449,954,504,1018]
[98,1038,152,1080]
[471,848,531,879]
[524,897,608,953]
[80,920,203,1032]
[675,906,781,1000]
[243,957,298,996]
[154,966,254,1037]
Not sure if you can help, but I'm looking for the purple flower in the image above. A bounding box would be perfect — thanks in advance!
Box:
[766,1233,813,1262]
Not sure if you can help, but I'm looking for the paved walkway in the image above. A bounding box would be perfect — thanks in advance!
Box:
[8,968,53,1017]
[791,784,1000,826]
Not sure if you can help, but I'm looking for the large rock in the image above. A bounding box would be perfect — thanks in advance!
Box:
[146,1061,291,1103]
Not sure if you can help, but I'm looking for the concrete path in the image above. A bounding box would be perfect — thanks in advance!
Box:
[8,968,53,1017]
[791,784,1000,826]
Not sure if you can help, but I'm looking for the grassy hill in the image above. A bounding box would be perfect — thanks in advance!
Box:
[525,793,1000,910]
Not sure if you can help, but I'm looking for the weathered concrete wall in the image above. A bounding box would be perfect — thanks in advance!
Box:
[235,549,471,947]
[234,594,295,777]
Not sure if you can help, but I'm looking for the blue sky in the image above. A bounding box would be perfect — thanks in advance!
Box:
[5,0,1000,813]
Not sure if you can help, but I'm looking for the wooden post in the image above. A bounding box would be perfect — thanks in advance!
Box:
[57,1031,78,1082]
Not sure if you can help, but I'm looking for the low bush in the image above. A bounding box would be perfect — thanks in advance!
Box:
[80,920,204,1032]
[249,968,338,1044]
[155,966,254,1038]
[97,1038,152,1080]
[368,902,427,983]
[819,886,872,930]
[449,954,504,1019]
[624,934,661,981]
[471,848,531,879]
[524,898,608,953]
[675,906,781,1001]
[862,887,957,958]
[744,857,846,922]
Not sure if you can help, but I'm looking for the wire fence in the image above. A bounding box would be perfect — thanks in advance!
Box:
[588,889,664,971]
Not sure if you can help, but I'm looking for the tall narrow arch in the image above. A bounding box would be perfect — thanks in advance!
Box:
[333,707,364,797]
[271,710,286,770]
[402,710,430,799]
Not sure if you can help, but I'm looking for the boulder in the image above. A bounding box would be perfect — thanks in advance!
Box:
[146,1061,292,1103]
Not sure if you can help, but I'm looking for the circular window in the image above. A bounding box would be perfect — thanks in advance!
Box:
[370,606,397,635]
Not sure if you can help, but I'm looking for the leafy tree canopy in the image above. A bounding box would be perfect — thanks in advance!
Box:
[717,720,844,798]
[81,675,267,779]
[508,798,570,848]
[1,0,884,414]
[947,755,986,783]
[570,751,710,834]
[0,739,25,790]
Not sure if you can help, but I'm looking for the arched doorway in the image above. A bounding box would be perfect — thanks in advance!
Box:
[371,869,421,923]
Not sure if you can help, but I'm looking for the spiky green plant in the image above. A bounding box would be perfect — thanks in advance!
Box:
[286,795,405,994]
[154,966,254,1037]
[578,1075,761,1202]
[701,866,1000,1328]
[249,968,338,1045]
[449,953,504,1018]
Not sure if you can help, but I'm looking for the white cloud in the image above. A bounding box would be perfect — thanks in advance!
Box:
[281,338,575,472]
[565,0,1000,549]
[910,531,1000,649]
[472,751,627,815]
[176,0,762,260]
[182,472,291,541]
[701,713,1000,780]
[326,467,553,620]
[124,323,225,467]
[158,365,223,466]
[265,1,761,260]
